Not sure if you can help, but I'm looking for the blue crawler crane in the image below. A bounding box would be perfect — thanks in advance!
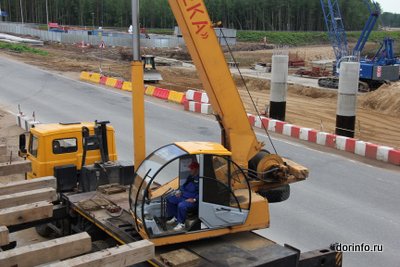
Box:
[318,0,399,91]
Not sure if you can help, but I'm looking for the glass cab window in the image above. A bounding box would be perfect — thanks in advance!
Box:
[29,134,39,158]
[52,138,78,154]
[130,144,251,239]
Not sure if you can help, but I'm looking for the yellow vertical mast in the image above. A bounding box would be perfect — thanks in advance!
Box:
[131,0,146,167]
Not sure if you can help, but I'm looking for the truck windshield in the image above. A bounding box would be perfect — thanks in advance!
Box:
[29,134,39,158]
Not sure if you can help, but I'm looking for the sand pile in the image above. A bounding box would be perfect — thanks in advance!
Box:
[234,75,270,91]
[359,82,400,116]
[290,86,337,99]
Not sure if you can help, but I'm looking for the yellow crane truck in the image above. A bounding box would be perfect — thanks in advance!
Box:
[15,0,342,266]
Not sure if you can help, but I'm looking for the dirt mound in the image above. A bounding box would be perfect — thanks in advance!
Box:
[359,83,400,116]
[290,86,337,99]
[233,75,270,91]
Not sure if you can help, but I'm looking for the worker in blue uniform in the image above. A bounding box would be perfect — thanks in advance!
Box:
[166,161,199,231]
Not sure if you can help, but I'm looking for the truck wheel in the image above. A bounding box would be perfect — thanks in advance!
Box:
[35,224,53,238]
[258,185,290,203]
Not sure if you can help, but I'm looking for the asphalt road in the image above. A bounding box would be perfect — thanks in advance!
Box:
[0,56,399,267]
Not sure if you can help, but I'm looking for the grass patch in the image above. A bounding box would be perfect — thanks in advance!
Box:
[0,42,48,55]
[237,30,400,46]
[146,28,174,35]
[237,31,329,45]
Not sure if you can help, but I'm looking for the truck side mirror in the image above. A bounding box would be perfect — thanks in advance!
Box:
[19,134,27,156]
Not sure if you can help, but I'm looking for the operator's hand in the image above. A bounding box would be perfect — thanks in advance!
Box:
[186,198,196,203]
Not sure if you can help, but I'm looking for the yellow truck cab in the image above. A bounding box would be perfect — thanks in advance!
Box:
[20,121,117,179]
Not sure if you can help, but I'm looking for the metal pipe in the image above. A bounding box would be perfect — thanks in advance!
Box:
[45,0,49,30]
[19,0,23,24]
[131,0,140,61]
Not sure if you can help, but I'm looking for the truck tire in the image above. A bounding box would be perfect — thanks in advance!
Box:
[258,185,290,203]
[35,224,53,238]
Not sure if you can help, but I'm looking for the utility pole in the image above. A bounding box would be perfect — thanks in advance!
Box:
[91,12,95,31]
[46,0,49,30]
[101,0,104,27]
[19,0,23,24]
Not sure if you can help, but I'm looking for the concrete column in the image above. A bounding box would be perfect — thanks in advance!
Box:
[269,55,288,121]
[336,62,360,138]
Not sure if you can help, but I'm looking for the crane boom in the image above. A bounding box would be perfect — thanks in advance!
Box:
[167,0,262,167]
[353,0,380,55]
[320,0,349,61]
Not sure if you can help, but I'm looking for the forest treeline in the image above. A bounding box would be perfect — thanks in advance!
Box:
[0,0,399,31]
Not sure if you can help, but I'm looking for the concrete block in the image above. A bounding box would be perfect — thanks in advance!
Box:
[355,141,367,156]
[317,132,328,146]
[0,161,31,176]
[377,146,393,162]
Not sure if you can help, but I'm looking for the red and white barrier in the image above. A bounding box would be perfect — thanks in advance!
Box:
[186,89,209,103]
[184,100,212,114]
[355,141,367,156]
[299,128,318,143]
[377,146,393,162]
[283,124,301,139]
[389,150,400,165]
[247,113,400,166]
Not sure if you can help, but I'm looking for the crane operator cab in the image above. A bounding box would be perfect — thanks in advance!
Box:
[129,142,270,245]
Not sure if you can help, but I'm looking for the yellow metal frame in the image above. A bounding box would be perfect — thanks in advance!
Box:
[132,61,146,167]
[175,141,232,156]
[168,0,262,168]
[135,191,269,246]
[127,0,309,246]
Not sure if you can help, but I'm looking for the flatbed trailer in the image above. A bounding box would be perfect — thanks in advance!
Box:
[61,188,341,267]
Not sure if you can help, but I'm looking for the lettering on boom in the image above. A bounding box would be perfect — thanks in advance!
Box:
[182,0,210,39]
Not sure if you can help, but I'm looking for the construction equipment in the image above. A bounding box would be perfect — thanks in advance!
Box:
[296,60,332,78]
[318,0,399,91]
[128,0,310,246]
[142,55,163,83]
[18,121,118,179]
[15,0,341,266]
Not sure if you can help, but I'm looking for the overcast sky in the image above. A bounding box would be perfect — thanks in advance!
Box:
[379,0,400,14]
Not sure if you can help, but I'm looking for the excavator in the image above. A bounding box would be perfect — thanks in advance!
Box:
[17,0,341,266]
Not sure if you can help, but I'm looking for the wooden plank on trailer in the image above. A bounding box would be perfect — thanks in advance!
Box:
[160,248,200,267]
[0,176,56,196]
[44,240,154,267]
[0,226,9,246]
[0,232,91,267]
[0,201,53,226]
[0,145,6,156]
[0,188,57,209]
[0,155,10,163]
[0,161,31,176]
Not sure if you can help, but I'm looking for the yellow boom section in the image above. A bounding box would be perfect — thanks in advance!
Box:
[168,0,262,167]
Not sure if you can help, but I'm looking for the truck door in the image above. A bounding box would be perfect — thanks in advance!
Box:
[198,155,250,228]
[27,134,40,179]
